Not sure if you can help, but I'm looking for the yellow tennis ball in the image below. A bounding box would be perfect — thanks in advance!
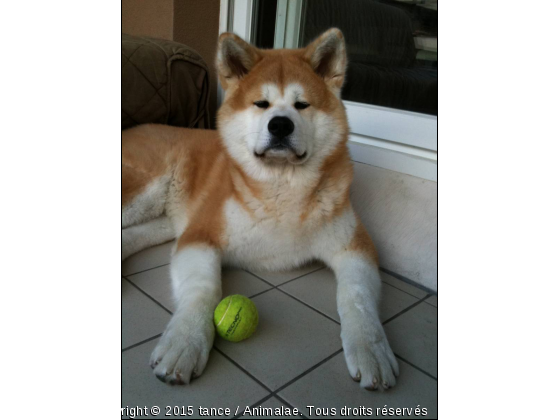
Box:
[214,295,259,342]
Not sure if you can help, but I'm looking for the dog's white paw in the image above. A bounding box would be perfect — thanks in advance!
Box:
[341,323,399,390]
[149,315,214,385]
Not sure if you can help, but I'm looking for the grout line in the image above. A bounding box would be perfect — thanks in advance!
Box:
[225,346,342,419]
[122,262,170,278]
[122,333,162,353]
[213,346,273,393]
[276,288,341,325]
[248,287,275,299]
[382,279,428,300]
[395,354,437,381]
[274,395,309,419]
[123,277,174,315]
[274,266,327,288]
[246,265,325,290]
[231,394,275,419]
[242,270,277,288]
[424,295,437,308]
[248,270,341,325]
[249,266,430,327]
[379,267,436,295]
[274,348,344,394]
[382,295,430,325]
[231,394,309,420]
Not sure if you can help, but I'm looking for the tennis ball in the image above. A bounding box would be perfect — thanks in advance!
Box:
[214,295,259,342]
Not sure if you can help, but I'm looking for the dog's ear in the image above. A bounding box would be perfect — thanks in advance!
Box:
[304,28,347,97]
[216,33,261,90]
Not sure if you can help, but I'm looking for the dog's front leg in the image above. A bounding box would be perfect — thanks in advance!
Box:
[150,244,221,384]
[324,224,399,390]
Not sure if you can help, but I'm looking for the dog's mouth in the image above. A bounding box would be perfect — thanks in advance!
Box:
[254,138,308,164]
[254,146,307,164]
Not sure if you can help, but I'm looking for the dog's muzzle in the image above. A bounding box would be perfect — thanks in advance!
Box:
[254,116,307,161]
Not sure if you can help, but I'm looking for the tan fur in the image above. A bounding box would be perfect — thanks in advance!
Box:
[175,136,232,249]
[300,138,353,223]
[122,126,236,249]
[122,127,172,206]
[350,222,380,266]
[219,48,342,115]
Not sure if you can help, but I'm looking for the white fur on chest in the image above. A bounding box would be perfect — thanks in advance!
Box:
[221,198,316,271]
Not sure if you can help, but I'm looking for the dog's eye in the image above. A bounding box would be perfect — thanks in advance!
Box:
[294,101,310,110]
[254,101,270,109]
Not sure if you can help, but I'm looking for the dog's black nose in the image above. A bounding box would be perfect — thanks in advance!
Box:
[268,117,294,138]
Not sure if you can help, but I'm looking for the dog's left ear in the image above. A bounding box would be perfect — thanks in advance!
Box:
[304,28,347,97]
[216,33,261,90]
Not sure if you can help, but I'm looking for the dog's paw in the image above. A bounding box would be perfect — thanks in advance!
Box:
[149,316,214,385]
[341,324,399,390]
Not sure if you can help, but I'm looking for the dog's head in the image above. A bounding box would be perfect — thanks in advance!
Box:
[216,28,349,178]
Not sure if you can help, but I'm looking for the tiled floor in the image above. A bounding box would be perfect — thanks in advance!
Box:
[122,242,437,419]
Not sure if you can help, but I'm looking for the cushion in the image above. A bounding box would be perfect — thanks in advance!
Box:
[122,34,210,130]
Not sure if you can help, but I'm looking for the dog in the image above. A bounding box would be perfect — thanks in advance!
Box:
[122,28,399,390]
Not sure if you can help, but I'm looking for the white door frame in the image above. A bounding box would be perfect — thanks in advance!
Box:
[219,0,437,181]
[274,0,303,49]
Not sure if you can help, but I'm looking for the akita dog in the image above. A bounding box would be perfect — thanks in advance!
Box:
[122,28,399,390]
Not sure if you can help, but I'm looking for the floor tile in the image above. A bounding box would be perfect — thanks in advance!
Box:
[379,286,422,323]
[384,302,437,378]
[240,397,301,419]
[122,279,171,349]
[280,269,420,323]
[380,271,428,299]
[215,289,341,391]
[126,266,174,311]
[122,340,269,419]
[250,261,325,286]
[128,266,272,312]
[122,241,174,276]
[279,353,437,419]
[425,295,437,307]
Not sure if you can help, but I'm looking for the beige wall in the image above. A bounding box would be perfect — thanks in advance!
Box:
[122,0,220,127]
[173,0,220,128]
[351,162,437,291]
[122,0,174,41]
